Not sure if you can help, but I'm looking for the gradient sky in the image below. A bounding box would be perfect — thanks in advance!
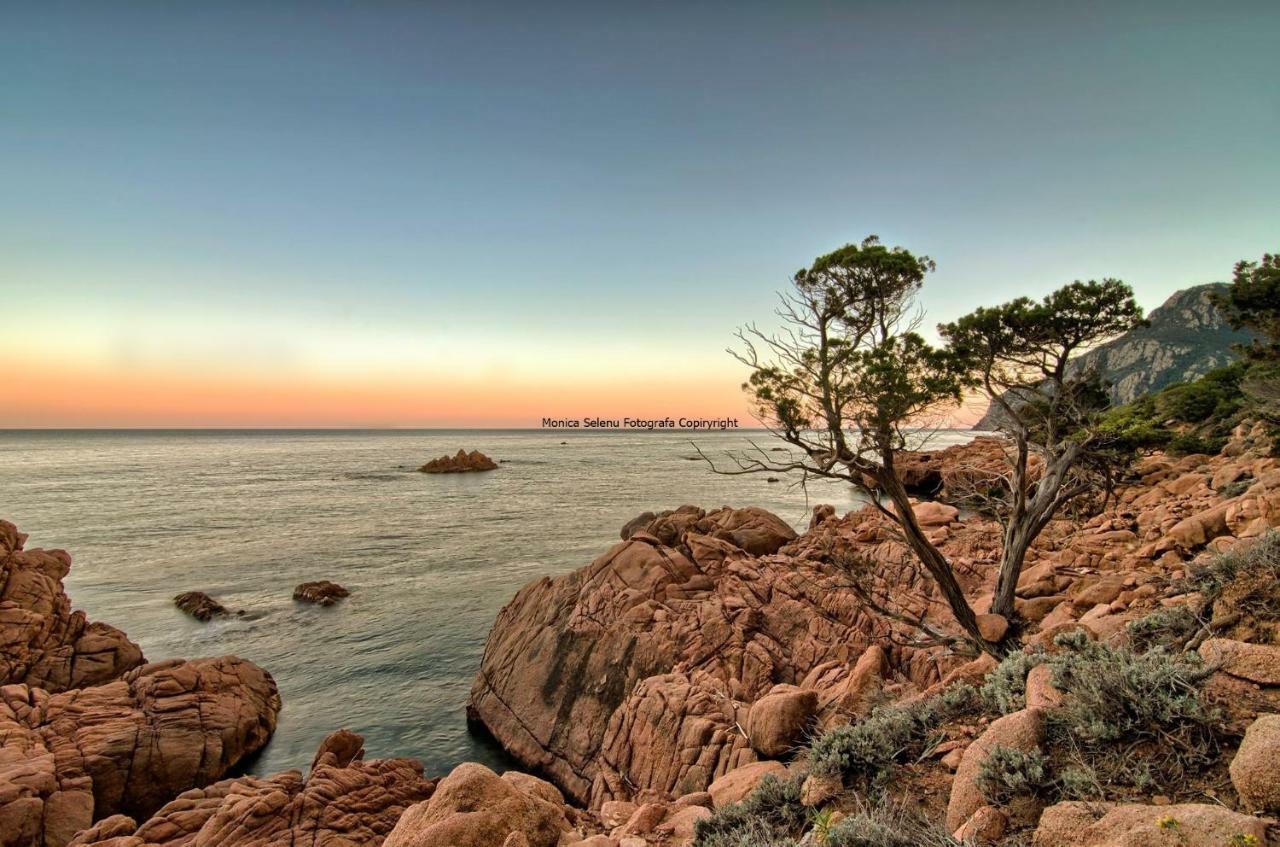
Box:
[3,2,1277,427]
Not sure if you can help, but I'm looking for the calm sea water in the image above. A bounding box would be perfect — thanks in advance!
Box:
[0,429,969,778]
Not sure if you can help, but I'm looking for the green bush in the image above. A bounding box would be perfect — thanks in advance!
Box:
[1048,631,1215,746]
[806,684,979,786]
[1098,362,1250,456]
[824,802,966,847]
[1154,364,1246,424]
[693,795,965,847]
[1185,531,1280,606]
[693,774,809,846]
[1125,605,1199,653]
[977,746,1054,804]
[979,647,1046,715]
[1098,396,1171,451]
[971,632,1223,809]
[1167,431,1227,456]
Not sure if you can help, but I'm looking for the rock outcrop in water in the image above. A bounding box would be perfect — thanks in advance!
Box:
[173,590,229,621]
[0,520,281,847]
[419,450,498,474]
[293,580,351,605]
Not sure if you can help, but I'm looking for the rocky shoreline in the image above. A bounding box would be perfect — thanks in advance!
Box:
[4,423,1280,846]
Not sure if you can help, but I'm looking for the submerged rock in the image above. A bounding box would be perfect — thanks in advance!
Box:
[173,590,229,621]
[419,449,498,473]
[294,580,352,606]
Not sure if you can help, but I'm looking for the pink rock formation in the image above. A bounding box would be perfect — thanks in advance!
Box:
[69,730,435,847]
[1,521,144,691]
[384,763,569,847]
[0,656,280,846]
[469,505,996,807]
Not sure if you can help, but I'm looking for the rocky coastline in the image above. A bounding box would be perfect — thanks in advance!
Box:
[4,423,1280,846]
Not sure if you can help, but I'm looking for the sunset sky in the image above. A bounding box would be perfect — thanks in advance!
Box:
[3,2,1277,427]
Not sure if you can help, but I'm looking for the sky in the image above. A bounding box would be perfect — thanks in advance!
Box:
[2,1,1277,427]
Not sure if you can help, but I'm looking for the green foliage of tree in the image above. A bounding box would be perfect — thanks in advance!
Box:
[1213,252,1280,357]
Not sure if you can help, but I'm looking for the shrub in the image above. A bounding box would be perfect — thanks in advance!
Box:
[1218,478,1254,498]
[1185,531,1280,608]
[1167,431,1227,457]
[1098,397,1171,451]
[693,774,809,846]
[974,633,1224,809]
[824,801,966,847]
[806,684,979,786]
[979,647,1046,715]
[1125,605,1199,653]
[977,746,1054,804]
[1047,631,1215,746]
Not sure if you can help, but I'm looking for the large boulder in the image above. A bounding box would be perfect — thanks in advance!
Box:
[384,763,569,847]
[594,671,757,804]
[1200,638,1280,686]
[68,730,435,847]
[1032,801,1267,846]
[1230,713,1280,813]
[0,521,144,691]
[745,684,817,757]
[706,761,788,809]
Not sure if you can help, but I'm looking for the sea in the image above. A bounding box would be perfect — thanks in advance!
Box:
[0,428,972,778]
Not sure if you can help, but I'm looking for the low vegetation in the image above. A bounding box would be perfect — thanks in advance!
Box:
[807,684,979,786]
[693,788,966,847]
[1098,361,1246,455]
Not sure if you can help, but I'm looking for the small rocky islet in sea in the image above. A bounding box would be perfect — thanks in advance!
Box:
[173,590,229,621]
[418,448,498,473]
[293,579,351,606]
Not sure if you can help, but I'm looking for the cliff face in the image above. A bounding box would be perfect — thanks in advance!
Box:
[973,283,1253,430]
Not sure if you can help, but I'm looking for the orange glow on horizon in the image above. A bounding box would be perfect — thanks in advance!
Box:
[5,362,990,430]
[5,362,758,428]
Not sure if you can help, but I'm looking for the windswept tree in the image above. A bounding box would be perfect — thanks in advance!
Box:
[713,237,1144,654]
[940,280,1145,622]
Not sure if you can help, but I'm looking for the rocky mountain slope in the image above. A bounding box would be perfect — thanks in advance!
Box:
[974,283,1254,430]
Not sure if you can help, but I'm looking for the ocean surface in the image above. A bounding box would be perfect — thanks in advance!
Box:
[0,428,972,778]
